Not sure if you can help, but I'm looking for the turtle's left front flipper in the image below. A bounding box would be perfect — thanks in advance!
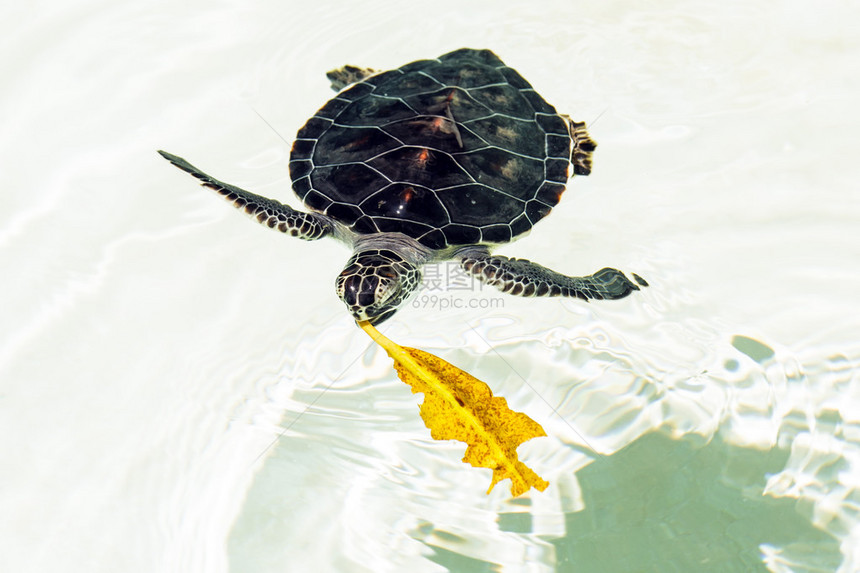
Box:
[158,150,331,241]
[459,249,647,301]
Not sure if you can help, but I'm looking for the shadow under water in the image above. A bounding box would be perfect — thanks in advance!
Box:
[554,431,840,573]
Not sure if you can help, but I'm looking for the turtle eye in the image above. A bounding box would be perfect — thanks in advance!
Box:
[358,276,380,307]
[338,275,361,306]
[339,263,360,277]
[377,267,397,279]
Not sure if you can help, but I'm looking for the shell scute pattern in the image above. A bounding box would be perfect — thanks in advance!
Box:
[546,134,571,158]
[467,84,533,118]
[536,181,566,207]
[314,97,350,120]
[526,199,552,223]
[508,214,532,237]
[313,126,400,164]
[498,66,532,90]
[535,113,569,135]
[290,160,312,179]
[359,69,398,88]
[439,223,481,245]
[303,189,333,212]
[435,184,524,226]
[465,114,547,157]
[428,62,507,89]
[291,138,314,156]
[372,71,443,97]
[455,148,544,196]
[359,183,449,227]
[325,202,363,225]
[292,175,311,197]
[366,147,467,189]
[339,81,374,100]
[480,224,513,244]
[404,88,490,123]
[544,157,570,182]
[375,217,436,238]
[520,89,556,114]
[348,96,415,123]
[312,163,389,203]
[289,48,575,249]
[381,112,483,153]
[295,117,332,140]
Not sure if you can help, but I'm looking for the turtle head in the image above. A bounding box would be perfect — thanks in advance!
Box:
[336,249,422,325]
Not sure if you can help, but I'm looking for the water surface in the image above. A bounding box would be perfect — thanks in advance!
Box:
[2,1,859,572]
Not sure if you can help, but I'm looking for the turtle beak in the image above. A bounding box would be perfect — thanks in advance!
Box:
[365,307,396,325]
[339,274,363,307]
[338,273,397,324]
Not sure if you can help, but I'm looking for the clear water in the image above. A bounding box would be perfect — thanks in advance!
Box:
[2,0,859,571]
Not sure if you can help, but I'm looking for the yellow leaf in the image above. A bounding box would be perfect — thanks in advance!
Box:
[359,322,549,497]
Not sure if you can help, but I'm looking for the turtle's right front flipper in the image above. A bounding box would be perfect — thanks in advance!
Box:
[458,248,647,301]
[158,151,331,240]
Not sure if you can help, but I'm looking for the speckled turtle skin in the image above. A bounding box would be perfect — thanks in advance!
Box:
[159,48,646,324]
[289,48,586,250]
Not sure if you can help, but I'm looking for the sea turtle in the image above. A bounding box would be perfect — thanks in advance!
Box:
[159,48,647,324]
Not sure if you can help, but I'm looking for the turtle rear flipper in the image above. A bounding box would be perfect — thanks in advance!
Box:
[565,118,596,176]
[326,65,379,91]
[459,249,646,300]
[158,151,331,240]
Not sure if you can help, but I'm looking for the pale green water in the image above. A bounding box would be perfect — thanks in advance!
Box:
[2,1,859,572]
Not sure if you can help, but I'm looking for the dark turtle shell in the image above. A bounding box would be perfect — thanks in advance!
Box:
[289,48,574,250]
